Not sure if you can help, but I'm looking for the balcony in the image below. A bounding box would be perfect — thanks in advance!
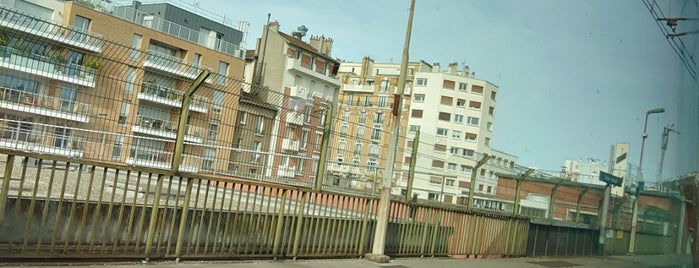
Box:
[327,162,364,176]
[0,46,96,87]
[0,122,83,158]
[282,138,300,151]
[286,111,304,125]
[109,4,244,59]
[0,86,90,123]
[126,147,198,173]
[132,115,203,143]
[288,85,308,98]
[143,50,211,80]
[286,58,340,86]
[342,84,374,93]
[276,166,295,178]
[0,6,102,53]
[138,82,208,113]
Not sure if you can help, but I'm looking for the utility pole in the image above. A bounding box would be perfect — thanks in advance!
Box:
[365,0,415,263]
[658,123,679,185]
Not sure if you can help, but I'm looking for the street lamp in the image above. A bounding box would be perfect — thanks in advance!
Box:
[629,107,664,254]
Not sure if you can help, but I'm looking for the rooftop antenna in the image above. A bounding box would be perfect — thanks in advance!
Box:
[292,25,308,40]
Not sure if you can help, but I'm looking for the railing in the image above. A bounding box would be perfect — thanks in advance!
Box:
[0,45,96,87]
[133,114,203,140]
[108,4,244,58]
[139,82,208,112]
[0,86,90,122]
[282,138,300,151]
[343,84,374,93]
[286,58,340,85]
[0,120,84,157]
[0,5,103,52]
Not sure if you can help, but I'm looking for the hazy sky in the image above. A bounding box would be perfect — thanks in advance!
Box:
[196,0,698,182]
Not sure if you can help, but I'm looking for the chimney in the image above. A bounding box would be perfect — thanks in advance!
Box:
[432,63,440,73]
[463,65,470,77]
[448,62,457,75]
[310,35,333,57]
[268,20,280,32]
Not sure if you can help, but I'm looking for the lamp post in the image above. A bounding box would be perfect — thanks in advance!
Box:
[629,107,664,254]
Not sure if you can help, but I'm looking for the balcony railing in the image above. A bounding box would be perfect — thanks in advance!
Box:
[277,165,295,178]
[132,114,203,143]
[139,82,208,113]
[0,119,83,158]
[143,50,199,79]
[288,85,308,98]
[282,138,300,151]
[109,4,244,59]
[126,146,198,172]
[0,5,102,52]
[287,111,304,125]
[0,86,90,123]
[342,84,374,93]
[0,45,96,87]
[286,58,340,86]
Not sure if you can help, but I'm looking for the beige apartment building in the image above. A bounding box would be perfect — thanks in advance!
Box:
[0,0,246,173]
[245,21,340,185]
[328,57,432,190]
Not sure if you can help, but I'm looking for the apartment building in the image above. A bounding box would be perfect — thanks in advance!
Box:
[0,0,245,172]
[245,22,340,185]
[328,57,430,190]
[403,63,517,204]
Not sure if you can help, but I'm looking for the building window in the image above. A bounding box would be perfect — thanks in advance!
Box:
[447,163,457,170]
[432,160,444,168]
[436,128,448,137]
[359,111,367,124]
[452,130,462,139]
[467,116,479,126]
[255,116,264,135]
[489,106,495,116]
[363,95,371,106]
[119,100,130,124]
[411,109,423,118]
[380,79,390,92]
[456,99,466,108]
[450,147,460,155]
[491,91,497,101]
[416,78,427,86]
[428,193,439,201]
[371,128,381,140]
[342,110,350,121]
[207,120,219,141]
[458,82,468,91]
[125,67,136,94]
[369,144,379,157]
[346,93,354,105]
[438,112,451,121]
[487,122,493,131]
[300,129,309,149]
[212,90,223,113]
[314,133,322,152]
[454,114,464,124]
[203,148,215,170]
[375,112,384,124]
[251,141,261,162]
[73,15,91,41]
[378,96,388,107]
[130,34,142,60]
[217,61,229,85]
[472,85,484,94]
[465,133,477,142]
[193,53,201,67]
[111,134,124,160]
[240,112,247,124]
[461,165,472,173]
[485,137,491,147]
[433,144,447,152]
[464,149,475,157]
[357,127,365,139]
[354,143,362,157]
[440,96,453,105]
[442,79,455,89]
[341,125,348,136]
[414,94,425,102]
[469,101,481,110]
[409,125,420,133]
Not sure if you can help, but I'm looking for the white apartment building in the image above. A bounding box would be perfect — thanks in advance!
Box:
[563,158,608,185]
[401,63,517,204]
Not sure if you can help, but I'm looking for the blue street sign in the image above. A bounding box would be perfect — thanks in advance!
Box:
[599,171,622,187]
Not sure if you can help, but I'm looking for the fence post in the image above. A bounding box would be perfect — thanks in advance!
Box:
[405,130,419,202]
[272,189,288,259]
[513,169,534,215]
[144,174,165,261]
[174,177,194,263]
[548,179,564,220]
[172,70,210,172]
[0,154,14,222]
[467,155,491,210]
[676,195,686,254]
[291,192,308,259]
[576,187,589,223]
[314,104,333,191]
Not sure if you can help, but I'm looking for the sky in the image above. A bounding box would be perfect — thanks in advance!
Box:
[193,0,698,182]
